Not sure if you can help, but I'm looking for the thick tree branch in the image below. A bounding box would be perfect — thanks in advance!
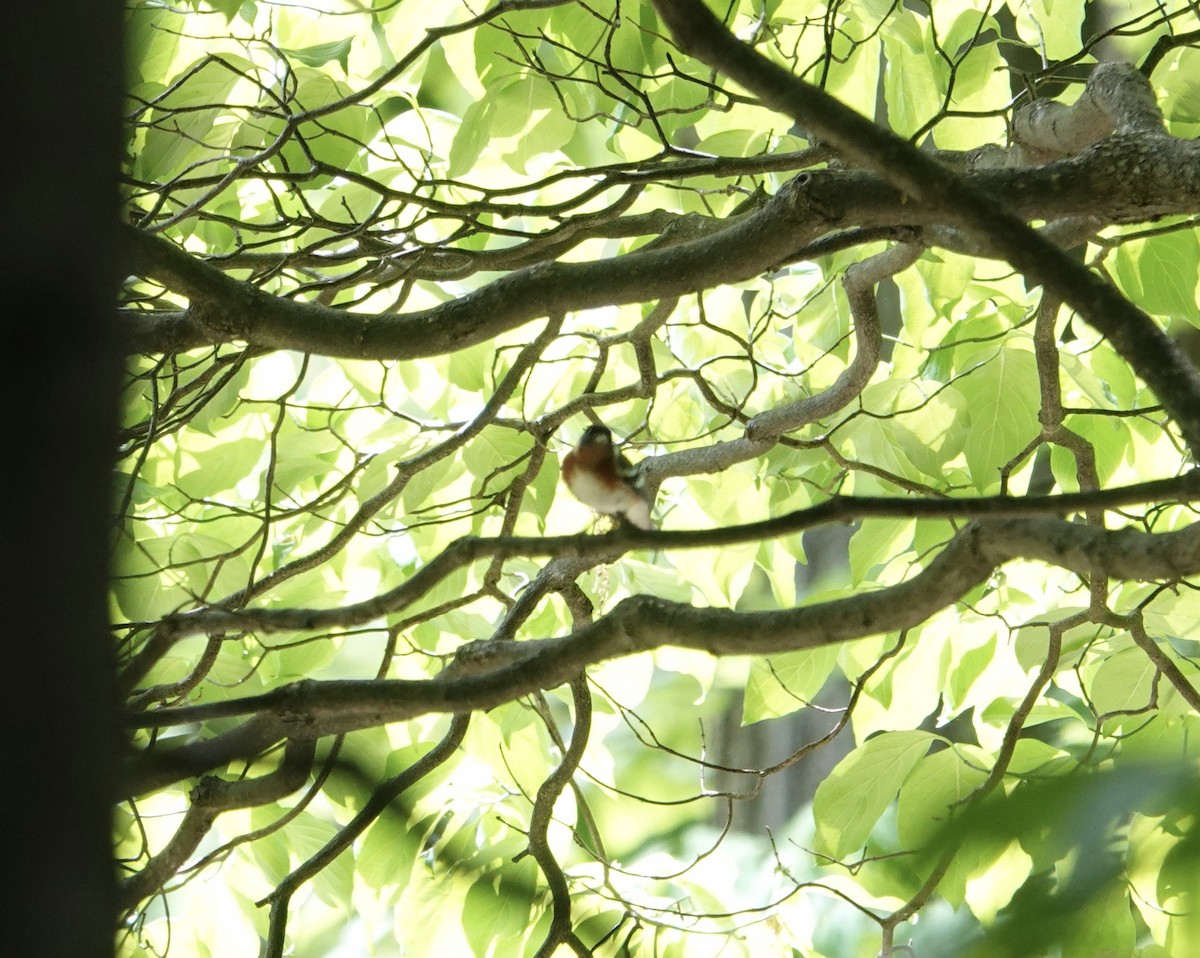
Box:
[648,0,1200,453]
[259,717,469,958]
[121,515,1200,794]
[119,316,564,694]
[126,472,1200,650]
[1011,61,1165,162]
[120,175,837,358]
[746,241,922,439]
[119,737,315,908]
[115,3,1200,947]
[120,135,1200,356]
[527,678,592,958]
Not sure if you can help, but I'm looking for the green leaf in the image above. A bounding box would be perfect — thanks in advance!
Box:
[952,345,1039,492]
[359,815,420,894]
[848,518,915,585]
[522,455,559,528]
[1087,645,1159,717]
[280,70,371,174]
[446,339,494,394]
[187,360,252,436]
[463,871,534,957]
[742,645,840,724]
[881,10,942,136]
[113,535,190,621]
[281,38,353,72]
[208,0,243,22]
[1161,48,1200,126]
[461,428,534,482]
[175,437,265,498]
[248,827,290,886]
[668,543,758,607]
[1013,0,1085,59]
[394,855,472,954]
[1060,884,1138,958]
[507,101,576,173]
[894,388,969,479]
[448,96,495,177]
[897,745,991,848]
[400,454,466,518]
[136,56,243,182]
[1113,228,1200,319]
[918,309,1007,381]
[946,631,997,709]
[813,730,935,858]
[126,9,182,86]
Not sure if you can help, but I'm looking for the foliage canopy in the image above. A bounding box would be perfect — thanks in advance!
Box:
[119,0,1200,955]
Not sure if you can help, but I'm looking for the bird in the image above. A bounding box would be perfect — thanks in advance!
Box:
[561,424,654,529]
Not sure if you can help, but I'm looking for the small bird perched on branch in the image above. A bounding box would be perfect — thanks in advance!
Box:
[561,424,654,529]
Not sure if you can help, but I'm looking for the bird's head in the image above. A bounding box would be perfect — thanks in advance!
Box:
[579,424,614,447]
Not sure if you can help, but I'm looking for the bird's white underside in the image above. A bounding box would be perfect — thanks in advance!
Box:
[568,468,653,529]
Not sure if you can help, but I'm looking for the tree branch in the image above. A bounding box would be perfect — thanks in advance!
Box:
[120,737,315,909]
[120,135,1200,356]
[120,514,1200,794]
[648,0,1200,453]
[127,472,1200,649]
